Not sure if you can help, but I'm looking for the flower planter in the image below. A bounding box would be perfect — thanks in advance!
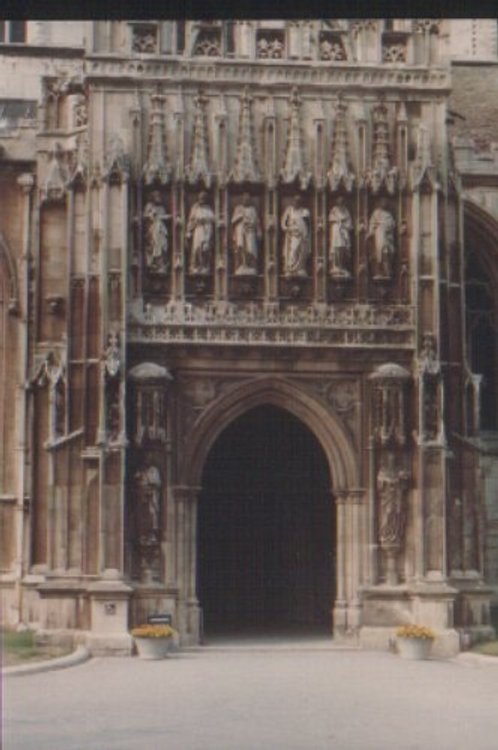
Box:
[397,637,433,660]
[134,636,173,660]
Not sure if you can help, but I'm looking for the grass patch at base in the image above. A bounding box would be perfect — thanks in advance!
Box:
[471,640,498,657]
[1,629,72,666]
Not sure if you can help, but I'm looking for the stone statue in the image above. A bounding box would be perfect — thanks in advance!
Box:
[143,191,170,274]
[281,194,310,278]
[328,197,353,279]
[377,453,409,549]
[186,191,215,275]
[367,199,396,280]
[231,193,261,276]
[135,465,161,545]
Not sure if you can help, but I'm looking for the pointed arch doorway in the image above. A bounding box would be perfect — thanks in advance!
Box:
[197,405,335,638]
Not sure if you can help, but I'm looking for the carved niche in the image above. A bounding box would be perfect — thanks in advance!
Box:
[142,191,171,276]
[367,200,396,282]
[103,332,122,443]
[133,464,162,582]
[35,349,67,441]
[231,193,262,277]
[370,362,411,585]
[128,362,173,446]
[328,197,353,280]
[186,191,216,276]
[418,332,443,443]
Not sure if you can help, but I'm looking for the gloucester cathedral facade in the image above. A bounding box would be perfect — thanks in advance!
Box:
[0,19,497,656]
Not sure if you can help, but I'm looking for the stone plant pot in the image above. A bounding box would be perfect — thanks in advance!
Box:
[134,636,173,660]
[397,637,433,660]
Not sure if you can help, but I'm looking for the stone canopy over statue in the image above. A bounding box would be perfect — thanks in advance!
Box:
[231,193,262,276]
[281,194,310,278]
[187,191,215,276]
[328,197,353,279]
[367,199,396,281]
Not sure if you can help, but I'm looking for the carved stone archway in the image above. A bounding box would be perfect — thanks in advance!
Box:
[173,376,365,645]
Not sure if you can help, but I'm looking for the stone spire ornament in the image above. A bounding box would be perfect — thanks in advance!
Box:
[327,95,355,192]
[280,87,311,190]
[68,132,88,189]
[104,134,131,184]
[366,97,397,194]
[41,143,68,202]
[143,89,171,186]
[230,88,260,184]
[186,91,211,187]
[411,124,436,191]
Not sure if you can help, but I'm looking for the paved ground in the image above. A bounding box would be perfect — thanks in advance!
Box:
[3,641,498,750]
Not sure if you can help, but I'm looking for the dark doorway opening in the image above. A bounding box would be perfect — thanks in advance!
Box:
[198,405,335,638]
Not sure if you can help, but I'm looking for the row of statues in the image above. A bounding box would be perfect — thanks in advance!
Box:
[143,192,397,281]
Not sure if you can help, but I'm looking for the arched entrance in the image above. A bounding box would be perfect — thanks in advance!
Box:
[197,405,335,637]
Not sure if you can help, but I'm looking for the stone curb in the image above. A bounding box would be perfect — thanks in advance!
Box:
[455,651,498,667]
[3,645,91,677]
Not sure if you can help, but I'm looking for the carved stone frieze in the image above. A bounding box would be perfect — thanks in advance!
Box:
[131,23,158,54]
[128,299,416,349]
[84,59,452,92]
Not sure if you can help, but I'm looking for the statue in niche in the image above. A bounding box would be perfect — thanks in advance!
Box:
[135,465,161,545]
[143,191,171,274]
[281,194,310,278]
[367,199,396,281]
[186,191,215,275]
[231,193,262,276]
[328,197,353,279]
[377,452,409,549]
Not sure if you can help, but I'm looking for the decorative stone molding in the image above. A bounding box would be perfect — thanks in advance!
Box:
[85,59,452,92]
[128,300,415,349]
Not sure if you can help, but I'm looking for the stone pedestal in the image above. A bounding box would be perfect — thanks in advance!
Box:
[86,569,133,655]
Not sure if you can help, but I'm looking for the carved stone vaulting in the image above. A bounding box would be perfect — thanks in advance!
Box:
[0,19,496,658]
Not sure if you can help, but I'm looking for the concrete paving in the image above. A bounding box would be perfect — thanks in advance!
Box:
[3,642,498,750]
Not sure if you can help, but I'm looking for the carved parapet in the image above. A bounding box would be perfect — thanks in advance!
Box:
[128,300,416,350]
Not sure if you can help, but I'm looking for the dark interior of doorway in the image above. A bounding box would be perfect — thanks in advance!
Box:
[198,405,335,639]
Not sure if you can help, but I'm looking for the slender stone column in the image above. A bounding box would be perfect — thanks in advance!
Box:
[14,173,34,623]
[333,490,348,633]
[172,484,201,644]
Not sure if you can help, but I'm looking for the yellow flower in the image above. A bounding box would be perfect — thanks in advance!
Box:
[396,624,435,640]
[130,624,177,639]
